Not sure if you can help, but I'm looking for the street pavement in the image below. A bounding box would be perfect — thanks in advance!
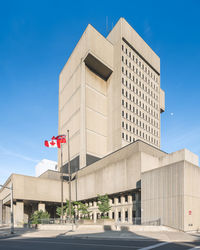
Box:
[1,236,200,249]
[1,227,200,249]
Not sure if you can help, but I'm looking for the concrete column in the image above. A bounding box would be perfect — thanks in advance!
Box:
[38,203,45,212]
[114,208,118,222]
[93,201,97,207]
[128,195,132,204]
[108,210,112,219]
[114,197,118,205]
[128,206,132,224]
[80,60,86,169]
[0,200,2,225]
[121,208,125,223]
[93,211,97,223]
[121,196,125,223]
[14,201,24,226]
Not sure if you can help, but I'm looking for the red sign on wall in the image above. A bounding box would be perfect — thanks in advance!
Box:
[189,210,192,215]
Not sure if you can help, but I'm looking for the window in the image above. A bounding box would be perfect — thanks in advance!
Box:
[118,197,121,203]
[122,45,124,51]
[122,133,124,139]
[125,195,128,202]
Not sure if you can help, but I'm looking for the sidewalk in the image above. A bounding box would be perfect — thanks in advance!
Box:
[1,225,200,242]
[20,227,200,242]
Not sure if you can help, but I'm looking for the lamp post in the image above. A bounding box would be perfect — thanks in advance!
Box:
[60,143,64,222]
[67,130,72,223]
[0,183,14,234]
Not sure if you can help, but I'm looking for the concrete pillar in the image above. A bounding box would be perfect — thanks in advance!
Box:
[38,203,45,212]
[93,211,97,223]
[14,201,24,226]
[114,208,118,222]
[121,208,125,223]
[80,60,86,169]
[109,210,112,219]
[128,195,132,204]
[0,200,2,225]
[121,196,125,223]
[5,206,10,225]
[128,206,132,224]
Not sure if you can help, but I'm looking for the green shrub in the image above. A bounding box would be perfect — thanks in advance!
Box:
[30,210,50,224]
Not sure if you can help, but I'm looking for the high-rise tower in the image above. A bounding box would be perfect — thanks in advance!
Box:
[58,18,165,172]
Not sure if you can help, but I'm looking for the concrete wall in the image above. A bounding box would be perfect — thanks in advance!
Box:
[142,162,184,230]
[142,151,200,232]
[107,18,163,150]
[184,161,200,231]
[0,174,69,204]
[58,24,113,169]
[85,67,108,157]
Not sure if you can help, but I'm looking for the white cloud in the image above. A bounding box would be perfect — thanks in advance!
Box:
[0,145,39,163]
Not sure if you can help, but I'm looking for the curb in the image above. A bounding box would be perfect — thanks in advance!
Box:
[0,233,20,240]
[57,234,149,241]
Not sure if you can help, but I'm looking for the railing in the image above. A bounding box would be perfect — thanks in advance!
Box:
[30,218,76,225]
[142,218,161,226]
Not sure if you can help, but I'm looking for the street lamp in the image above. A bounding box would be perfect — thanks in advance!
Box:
[0,183,14,234]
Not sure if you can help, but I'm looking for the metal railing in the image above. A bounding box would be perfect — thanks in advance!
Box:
[30,218,78,225]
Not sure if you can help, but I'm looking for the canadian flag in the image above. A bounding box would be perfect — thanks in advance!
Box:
[44,135,66,149]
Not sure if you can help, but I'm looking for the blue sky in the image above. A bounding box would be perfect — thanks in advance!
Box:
[0,0,200,184]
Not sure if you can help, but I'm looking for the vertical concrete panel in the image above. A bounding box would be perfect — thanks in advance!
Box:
[0,200,2,225]
[142,162,184,230]
[14,201,24,226]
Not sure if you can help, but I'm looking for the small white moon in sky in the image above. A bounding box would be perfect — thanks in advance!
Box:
[170,112,174,116]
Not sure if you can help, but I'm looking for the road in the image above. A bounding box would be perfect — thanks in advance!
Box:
[1,237,200,250]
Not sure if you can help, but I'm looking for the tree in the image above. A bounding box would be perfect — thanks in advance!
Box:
[56,200,75,217]
[31,210,50,225]
[74,201,90,218]
[97,194,111,218]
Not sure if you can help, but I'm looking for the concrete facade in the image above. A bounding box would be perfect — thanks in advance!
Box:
[1,140,199,231]
[58,18,165,172]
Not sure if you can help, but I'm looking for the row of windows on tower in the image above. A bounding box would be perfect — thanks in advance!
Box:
[122,56,159,92]
[122,86,158,115]
[122,101,159,129]
[122,88,159,120]
[122,119,158,137]
[121,44,158,83]
[122,67,159,101]
[122,131,159,145]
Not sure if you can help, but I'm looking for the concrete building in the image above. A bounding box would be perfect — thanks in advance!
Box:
[0,18,199,232]
[0,140,199,231]
[58,17,165,172]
